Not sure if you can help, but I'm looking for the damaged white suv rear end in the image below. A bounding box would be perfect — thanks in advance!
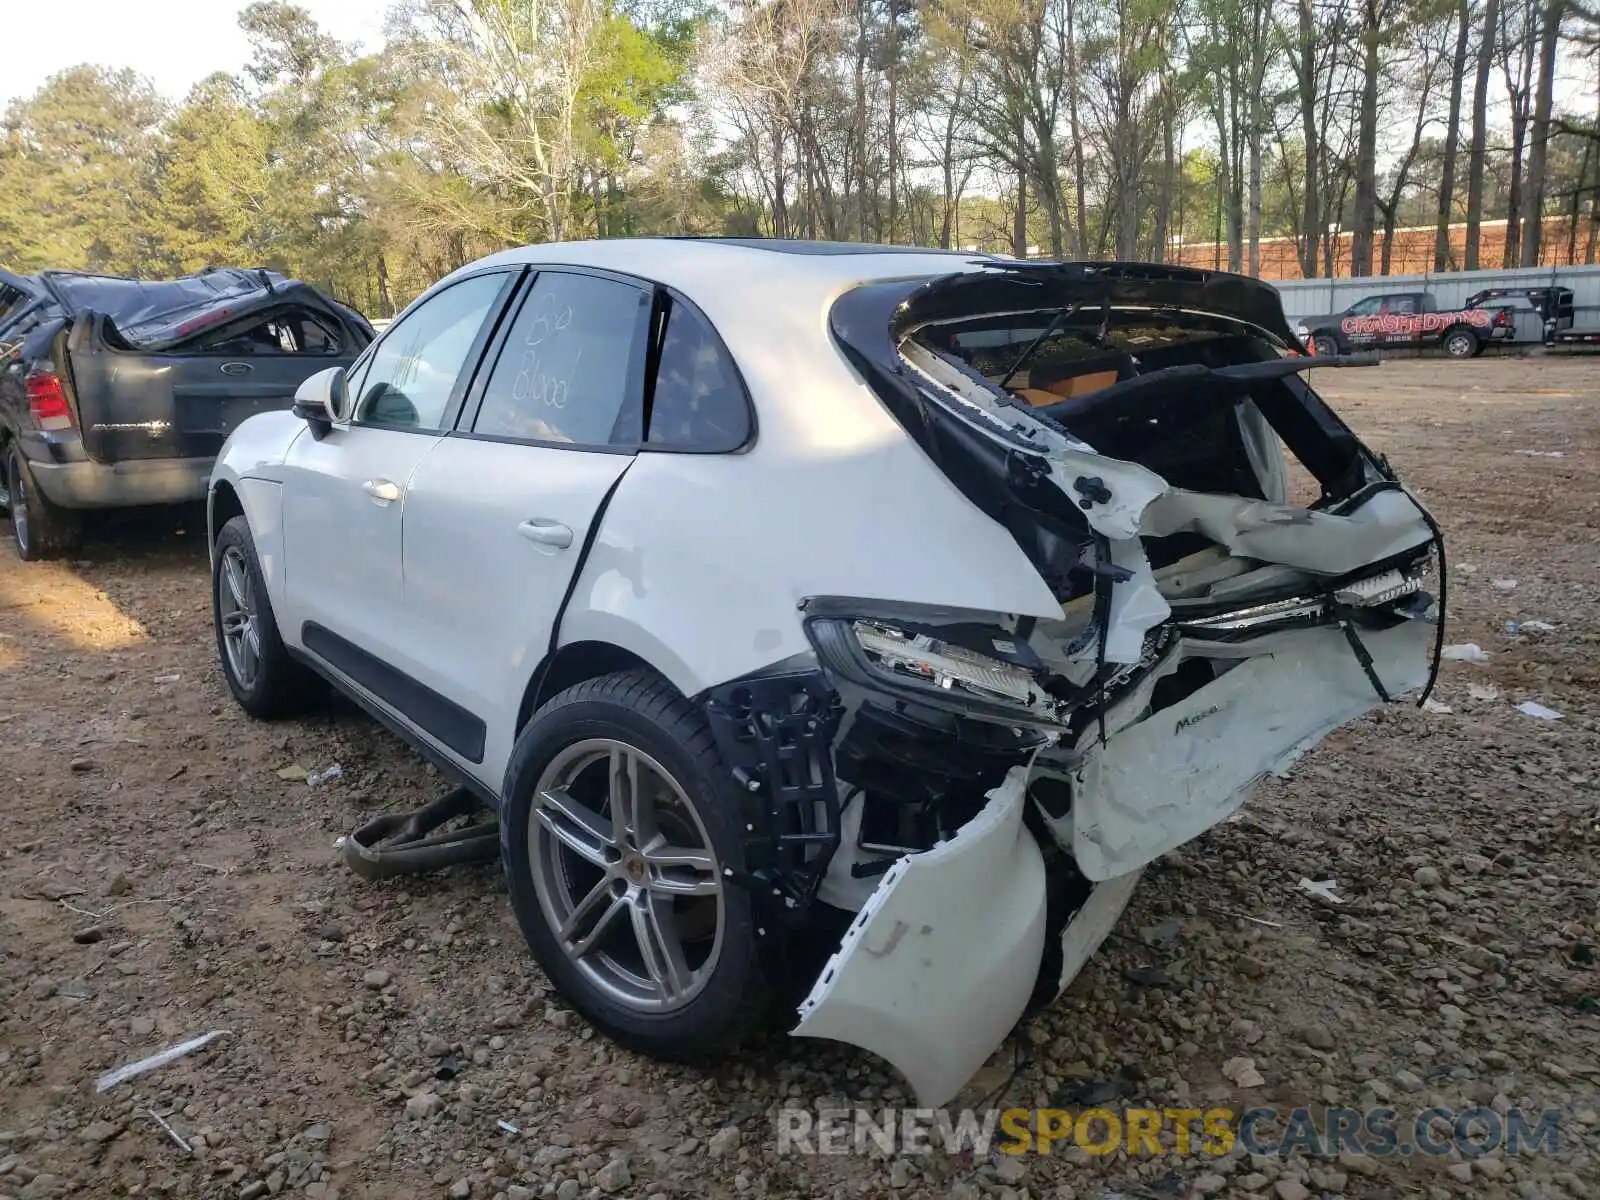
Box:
[729,259,1443,1104]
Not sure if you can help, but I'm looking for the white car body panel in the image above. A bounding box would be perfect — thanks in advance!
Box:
[792,765,1047,1107]
[1060,618,1432,881]
[1055,868,1144,994]
[232,475,287,592]
[795,615,1431,1100]
[1142,485,1435,575]
[564,434,1067,701]
[208,409,303,599]
[398,438,636,784]
[277,427,447,671]
[206,239,1446,1108]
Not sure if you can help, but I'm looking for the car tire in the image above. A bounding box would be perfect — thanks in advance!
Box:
[1443,328,1480,359]
[5,443,81,561]
[1312,334,1340,358]
[212,514,320,718]
[500,669,777,1062]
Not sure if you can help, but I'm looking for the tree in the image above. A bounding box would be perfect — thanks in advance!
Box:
[154,74,274,271]
[1433,0,1471,269]
[1520,0,1566,264]
[1464,0,1500,268]
[0,67,167,273]
[1498,0,1539,265]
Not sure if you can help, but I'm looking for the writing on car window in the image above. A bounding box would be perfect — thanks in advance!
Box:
[473,272,642,446]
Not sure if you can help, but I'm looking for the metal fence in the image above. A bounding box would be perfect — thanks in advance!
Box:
[1271,263,1600,326]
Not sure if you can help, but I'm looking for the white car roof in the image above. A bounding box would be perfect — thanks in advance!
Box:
[461,237,990,305]
[432,239,999,466]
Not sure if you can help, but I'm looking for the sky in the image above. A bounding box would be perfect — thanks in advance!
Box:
[4,1,1596,146]
[0,0,389,109]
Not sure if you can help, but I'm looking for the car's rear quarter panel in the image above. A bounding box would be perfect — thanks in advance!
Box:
[561,266,1066,699]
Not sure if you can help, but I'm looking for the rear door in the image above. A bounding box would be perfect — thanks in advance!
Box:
[398,267,653,781]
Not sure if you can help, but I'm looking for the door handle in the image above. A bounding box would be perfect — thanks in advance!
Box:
[363,478,402,504]
[517,519,573,549]
[220,362,253,376]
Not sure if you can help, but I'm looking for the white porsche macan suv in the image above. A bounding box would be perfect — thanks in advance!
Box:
[208,238,1444,1104]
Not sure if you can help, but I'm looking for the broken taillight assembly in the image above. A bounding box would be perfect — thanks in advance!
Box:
[852,622,1040,706]
[1332,565,1422,607]
[26,370,74,431]
[806,611,1066,726]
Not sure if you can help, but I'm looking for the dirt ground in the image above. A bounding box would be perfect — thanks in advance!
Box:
[1,357,1596,1200]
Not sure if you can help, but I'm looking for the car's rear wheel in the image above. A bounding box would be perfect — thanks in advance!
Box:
[1443,328,1480,358]
[212,514,320,717]
[5,443,80,561]
[501,670,775,1060]
[1312,334,1340,358]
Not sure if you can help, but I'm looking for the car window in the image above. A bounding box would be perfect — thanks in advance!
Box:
[0,310,43,360]
[1345,298,1381,315]
[646,296,750,452]
[472,271,646,446]
[197,316,294,355]
[296,313,344,354]
[353,274,506,431]
[1381,296,1417,314]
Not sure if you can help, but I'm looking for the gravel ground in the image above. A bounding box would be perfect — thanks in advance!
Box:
[1,356,1596,1200]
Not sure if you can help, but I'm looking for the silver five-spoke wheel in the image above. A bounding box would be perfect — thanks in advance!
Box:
[529,738,724,1013]
[217,544,261,689]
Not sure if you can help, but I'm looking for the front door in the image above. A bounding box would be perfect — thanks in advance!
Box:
[279,270,515,734]
[400,268,653,783]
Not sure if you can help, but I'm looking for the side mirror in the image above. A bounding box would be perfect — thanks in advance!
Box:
[291,367,347,440]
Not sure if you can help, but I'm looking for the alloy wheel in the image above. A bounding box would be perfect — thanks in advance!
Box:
[528,738,725,1013]
[217,545,262,689]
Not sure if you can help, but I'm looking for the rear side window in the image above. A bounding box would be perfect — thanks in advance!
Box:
[646,297,750,452]
[471,271,648,447]
[295,313,344,354]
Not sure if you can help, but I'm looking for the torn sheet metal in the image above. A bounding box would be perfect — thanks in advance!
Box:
[1051,619,1433,881]
[793,765,1046,1107]
[1142,487,1434,578]
[1102,536,1171,663]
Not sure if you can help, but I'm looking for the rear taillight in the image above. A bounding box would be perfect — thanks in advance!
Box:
[26,370,74,431]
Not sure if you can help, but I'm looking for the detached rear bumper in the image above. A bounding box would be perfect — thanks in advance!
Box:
[23,445,212,509]
[793,765,1048,1106]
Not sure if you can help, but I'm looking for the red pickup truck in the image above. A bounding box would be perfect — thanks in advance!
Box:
[1294,291,1513,359]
